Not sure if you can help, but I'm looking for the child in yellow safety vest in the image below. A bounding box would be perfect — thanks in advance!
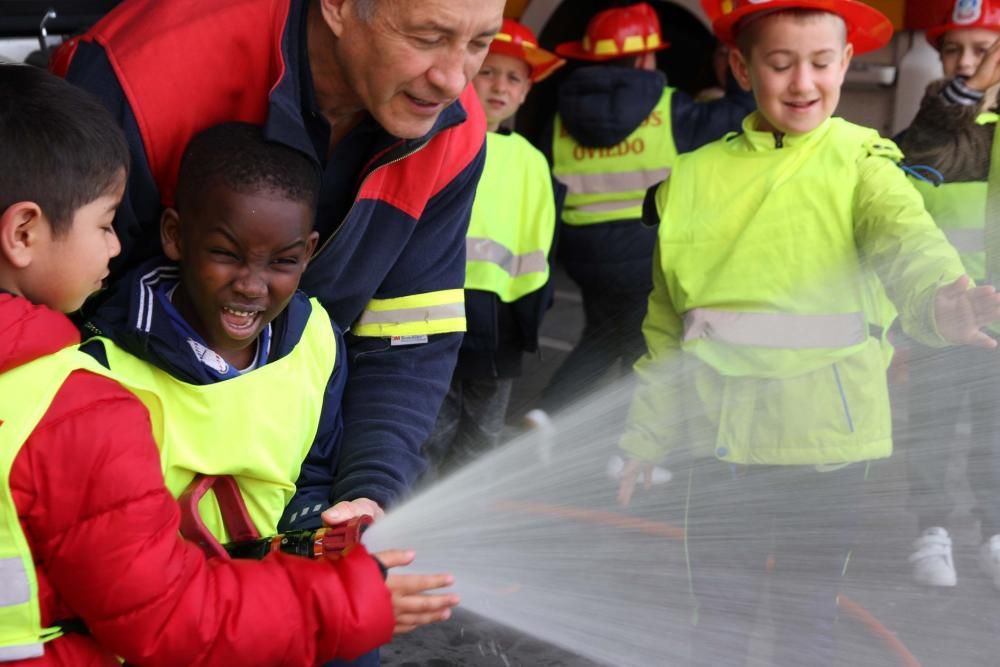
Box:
[536,2,756,418]
[0,64,453,666]
[616,2,1000,665]
[896,0,1000,591]
[422,19,564,477]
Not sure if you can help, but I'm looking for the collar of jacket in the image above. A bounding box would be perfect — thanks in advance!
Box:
[734,112,834,152]
[83,259,311,385]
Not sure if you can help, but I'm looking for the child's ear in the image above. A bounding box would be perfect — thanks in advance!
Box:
[160,208,183,262]
[0,202,46,269]
[841,41,854,74]
[728,48,753,92]
[303,230,320,266]
[516,79,533,106]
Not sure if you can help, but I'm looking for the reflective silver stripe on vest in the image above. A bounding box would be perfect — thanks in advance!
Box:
[0,643,44,661]
[0,557,29,606]
[573,198,646,214]
[466,238,547,277]
[557,168,671,195]
[683,309,867,349]
[945,228,986,254]
[356,303,466,326]
[0,557,40,661]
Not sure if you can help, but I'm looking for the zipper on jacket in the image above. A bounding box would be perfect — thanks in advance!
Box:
[774,132,785,149]
[313,138,431,260]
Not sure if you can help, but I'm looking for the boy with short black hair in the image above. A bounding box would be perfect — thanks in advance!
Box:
[616,2,1000,664]
[83,121,390,537]
[0,64,451,665]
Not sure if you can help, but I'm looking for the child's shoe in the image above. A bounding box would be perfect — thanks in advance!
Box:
[909,527,957,587]
[523,409,556,464]
[979,534,1000,590]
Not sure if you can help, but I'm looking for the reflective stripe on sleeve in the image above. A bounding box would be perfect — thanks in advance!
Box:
[353,289,466,337]
[0,643,43,661]
[0,558,42,661]
[683,309,867,349]
[466,238,547,277]
[0,558,29,607]
[945,228,985,254]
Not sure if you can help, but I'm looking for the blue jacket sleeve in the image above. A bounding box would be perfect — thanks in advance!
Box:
[670,76,756,154]
[63,40,164,278]
[279,324,348,532]
[330,144,486,508]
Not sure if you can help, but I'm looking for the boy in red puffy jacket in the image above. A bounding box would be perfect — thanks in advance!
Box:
[0,63,456,666]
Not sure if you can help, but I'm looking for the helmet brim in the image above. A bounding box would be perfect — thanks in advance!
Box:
[490,40,566,82]
[553,39,670,62]
[710,0,893,55]
[926,23,1000,49]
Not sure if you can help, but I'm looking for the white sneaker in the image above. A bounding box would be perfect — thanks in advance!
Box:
[909,527,957,587]
[523,409,556,464]
[979,534,1000,590]
[606,454,672,485]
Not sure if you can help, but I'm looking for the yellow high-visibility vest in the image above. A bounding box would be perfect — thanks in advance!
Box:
[552,88,677,226]
[0,347,114,660]
[92,298,336,541]
[465,131,556,303]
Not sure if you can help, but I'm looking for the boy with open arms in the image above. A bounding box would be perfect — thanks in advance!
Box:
[616,2,1000,665]
[0,64,454,666]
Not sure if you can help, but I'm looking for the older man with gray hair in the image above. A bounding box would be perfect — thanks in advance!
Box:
[58,0,501,507]
[57,0,500,657]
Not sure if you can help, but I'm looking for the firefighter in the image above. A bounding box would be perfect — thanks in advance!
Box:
[53,0,503,522]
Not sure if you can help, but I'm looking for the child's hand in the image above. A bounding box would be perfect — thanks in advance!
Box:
[322,498,384,526]
[375,549,459,634]
[934,275,1000,348]
[617,458,656,506]
[966,38,1000,93]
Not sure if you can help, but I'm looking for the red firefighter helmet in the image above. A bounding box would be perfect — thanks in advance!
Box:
[555,2,670,62]
[490,18,565,82]
[703,0,894,55]
[926,0,1000,49]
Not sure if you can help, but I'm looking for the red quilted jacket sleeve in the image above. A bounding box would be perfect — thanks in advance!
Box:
[11,370,394,666]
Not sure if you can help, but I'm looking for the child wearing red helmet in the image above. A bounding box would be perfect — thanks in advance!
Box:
[617,1,1000,665]
[421,20,563,476]
[534,2,755,428]
[896,0,1000,592]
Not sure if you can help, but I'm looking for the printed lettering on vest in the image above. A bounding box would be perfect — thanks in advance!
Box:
[573,138,646,161]
[640,110,664,128]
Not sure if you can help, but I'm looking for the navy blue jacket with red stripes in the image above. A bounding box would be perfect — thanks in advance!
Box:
[58,0,487,509]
